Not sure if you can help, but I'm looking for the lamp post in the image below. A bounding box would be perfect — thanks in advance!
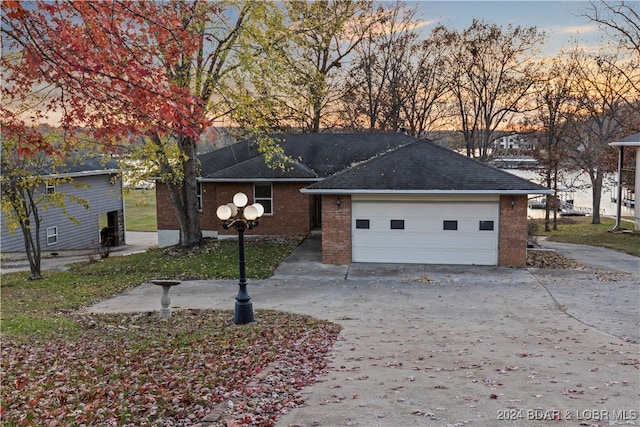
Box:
[216,192,264,325]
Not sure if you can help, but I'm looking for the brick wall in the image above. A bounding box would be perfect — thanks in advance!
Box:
[212,182,312,236]
[498,195,528,267]
[321,195,352,264]
[157,181,313,237]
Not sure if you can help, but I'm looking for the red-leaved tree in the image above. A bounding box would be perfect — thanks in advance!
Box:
[2,0,279,248]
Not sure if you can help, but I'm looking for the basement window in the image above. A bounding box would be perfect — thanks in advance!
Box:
[46,226,58,245]
[390,219,405,230]
[355,219,370,229]
[443,220,458,231]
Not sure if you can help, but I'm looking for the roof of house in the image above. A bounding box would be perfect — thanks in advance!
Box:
[198,133,416,181]
[42,156,119,177]
[302,139,551,195]
[609,132,640,146]
[199,133,551,195]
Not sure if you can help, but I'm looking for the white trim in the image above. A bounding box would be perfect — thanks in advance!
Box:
[46,226,59,246]
[301,189,554,195]
[43,169,119,179]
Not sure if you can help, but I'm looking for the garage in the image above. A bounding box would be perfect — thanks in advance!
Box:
[351,197,499,265]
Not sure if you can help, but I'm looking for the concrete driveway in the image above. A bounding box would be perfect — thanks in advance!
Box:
[84,236,639,427]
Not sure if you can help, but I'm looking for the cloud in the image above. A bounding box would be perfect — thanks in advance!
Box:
[409,18,441,31]
[553,24,600,35]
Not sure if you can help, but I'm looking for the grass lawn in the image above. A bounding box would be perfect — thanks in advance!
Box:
[0,237,343,426]
[124,189,157,232]
[531,216,640,257]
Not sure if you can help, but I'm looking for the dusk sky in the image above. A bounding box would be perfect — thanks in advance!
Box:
[409,1,607,55]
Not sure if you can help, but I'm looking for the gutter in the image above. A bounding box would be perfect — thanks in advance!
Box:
[299,188,554,195]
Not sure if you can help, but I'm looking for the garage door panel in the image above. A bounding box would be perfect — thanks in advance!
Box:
[352,201,498,265]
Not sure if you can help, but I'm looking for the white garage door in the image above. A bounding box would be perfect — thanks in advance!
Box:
[352,200,499,265]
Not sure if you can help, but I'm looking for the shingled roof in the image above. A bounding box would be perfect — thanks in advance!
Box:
[301,139,551,194]
[199,133,550,195]
[198,133,415,181]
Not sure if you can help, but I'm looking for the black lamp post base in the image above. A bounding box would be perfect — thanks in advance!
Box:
[234,301,254,325]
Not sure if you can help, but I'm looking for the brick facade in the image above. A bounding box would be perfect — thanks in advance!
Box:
[158,184,530,267]
[321,195,352,264]
[498,195,528,267]
[156,181,313,237]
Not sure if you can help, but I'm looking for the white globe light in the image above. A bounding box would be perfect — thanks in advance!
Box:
[216,204,232,221]
[244,205,259,221]
[226,203,238,217]
[233,192,248,208]
[252,203,264,218]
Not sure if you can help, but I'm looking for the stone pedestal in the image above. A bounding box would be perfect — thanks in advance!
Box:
[150,280,181,319]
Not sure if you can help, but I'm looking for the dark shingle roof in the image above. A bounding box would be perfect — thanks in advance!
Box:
[198,133,415,180]
[199,133,550,194]
[302,140,550,194]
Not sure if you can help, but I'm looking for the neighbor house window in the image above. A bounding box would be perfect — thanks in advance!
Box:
[196,181,203,211]
[443,220,458,230]
[46,183,55,194]
[46,227,58,245]
[390,219,405,230]
[479,220,494,231]
[355,219,370,229]
[254,183,273,214]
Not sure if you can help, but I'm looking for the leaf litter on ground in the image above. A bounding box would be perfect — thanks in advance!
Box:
[1,309,341,426]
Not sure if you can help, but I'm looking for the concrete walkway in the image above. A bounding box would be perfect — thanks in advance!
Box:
[84,236,640,427]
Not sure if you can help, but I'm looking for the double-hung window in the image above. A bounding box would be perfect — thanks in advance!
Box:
[254,183,273,215]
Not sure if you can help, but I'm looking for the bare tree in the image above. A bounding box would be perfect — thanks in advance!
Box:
[565,48,639,224]
[581,0,640,54]
[529,54,579,231]
[400,25,452,137]
[443,20,545,160]
[340,2,418,132]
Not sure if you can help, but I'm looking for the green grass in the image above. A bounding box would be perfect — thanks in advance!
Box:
[0,238,300,338]
[124,190,157,232]
[531,216,640,257]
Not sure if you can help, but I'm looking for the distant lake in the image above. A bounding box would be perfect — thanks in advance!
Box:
[505,169,635,219]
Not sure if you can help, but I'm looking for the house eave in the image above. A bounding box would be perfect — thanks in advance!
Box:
[300,189,554,195]
[44,169,120,179]
[198,178,321,183]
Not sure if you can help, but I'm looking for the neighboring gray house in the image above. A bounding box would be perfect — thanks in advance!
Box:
[1,157,125,253]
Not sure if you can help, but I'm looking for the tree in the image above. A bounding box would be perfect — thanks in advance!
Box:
[2,0,282,248]
[399,25,452,137]
[582,0,640,54]
[443,20,545,160]
[276,0,384,132]
[581,1,640,115]
[529,54,578,231]
[565,48,639,224]
[341,1,417,132]
[1,120,90,279]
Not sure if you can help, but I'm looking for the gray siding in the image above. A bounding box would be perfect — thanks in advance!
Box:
[1,173,124,252]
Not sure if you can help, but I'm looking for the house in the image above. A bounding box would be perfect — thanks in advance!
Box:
[610,132,639,231]
[156,133,552,267]
[1,157,125,253]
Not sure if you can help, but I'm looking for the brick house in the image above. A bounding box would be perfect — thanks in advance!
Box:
[156,133,551,267]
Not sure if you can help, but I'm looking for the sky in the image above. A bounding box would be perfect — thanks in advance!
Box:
[408,1,608,55]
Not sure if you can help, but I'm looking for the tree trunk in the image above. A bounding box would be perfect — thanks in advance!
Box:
[590,171,604,224]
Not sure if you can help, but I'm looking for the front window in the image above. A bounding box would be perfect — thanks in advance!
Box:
[254,183,273,214]
[46,183,55,194]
